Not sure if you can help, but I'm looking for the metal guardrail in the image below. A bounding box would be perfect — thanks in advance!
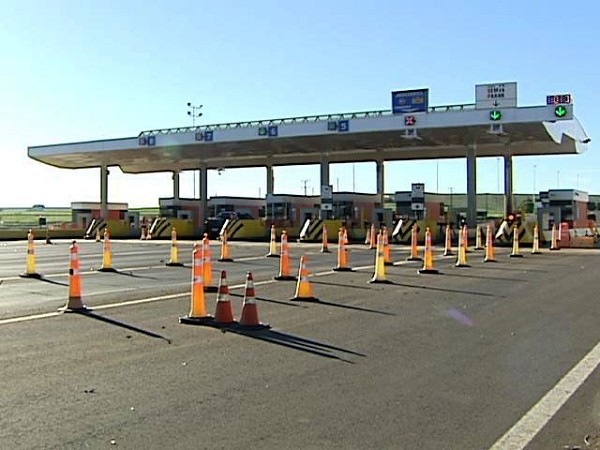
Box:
[139,104,477,137]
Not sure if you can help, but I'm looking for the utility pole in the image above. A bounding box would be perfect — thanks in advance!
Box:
[187,102,203,198]
[301,179,309,196]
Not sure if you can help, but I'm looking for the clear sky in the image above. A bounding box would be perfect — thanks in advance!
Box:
[1,0,598,207]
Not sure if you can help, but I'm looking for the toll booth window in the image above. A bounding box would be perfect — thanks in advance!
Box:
[267,203,290,220]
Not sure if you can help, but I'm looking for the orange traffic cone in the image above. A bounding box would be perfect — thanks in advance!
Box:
[140,225,147,240]
[462,224,469,253]
[266,225,279,257]
[20,229,42,279]
[179,242,214,325]
[369,232,393,284]
[455,227,470,268]
[95,228,101,243]
[291,255,319,301]
[342,226,349,245]
[274,231,297,281]
[368,224,377,250]
[59,240,89,312]
[474,225,484,250]
[213,270,236,325]
[407,225,422,261]
[532,224,542,255]
[333,228,353,271]
[550,224,560,250]
[418,227,439,274]
[509,226,523,258]
[202,234,218,292]
[239,272,270,329]
[98,229,117,272]
[443,224,454,256]
[166,227,183,267]
[218,229,234,262]
[483,224,497,262]
[320,224,331,253]
[383,226,393,266]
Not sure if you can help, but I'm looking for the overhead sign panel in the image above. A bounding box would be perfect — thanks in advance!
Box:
[546,94,572,105]
[392,89,429,114]
[475,82,517,109]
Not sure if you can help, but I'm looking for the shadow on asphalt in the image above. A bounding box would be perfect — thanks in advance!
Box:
[229,292,307,308]
[311,280,381,291]
[391,281,502,298]
[439,272,527,282]
[108,270,161,280]
[73,310,171,344]
[311,299,396,316]
[223,326,365,363]
[37,277,69,287]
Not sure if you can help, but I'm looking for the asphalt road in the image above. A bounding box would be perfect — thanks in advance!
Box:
[0,238,599,449]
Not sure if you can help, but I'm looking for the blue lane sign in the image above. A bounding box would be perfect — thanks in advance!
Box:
[268,125,278,137]
[147,136,156,146]
[392,89,429,114]
[204,130,214,141]
[338,120,349,132]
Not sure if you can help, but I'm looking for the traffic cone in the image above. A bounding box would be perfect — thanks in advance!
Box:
[418,227,439,274]
[213,270,236,325]
[474,225,484,250]
[179,243,214,325]
[202,234,218,292]
[291,255,319,301]
[550,224,560,250]
[342,227,349,245]
[333,228,353,271]
[266,225,279,257]
[98,229,117,272]
[218,229,234,262]
[483,224,497,262]
[320,224,331,253]
[462,224,469,253]
[274,231,297,281]
[239,272,270,329]
[369,232,393,284]
[95,228,101,243]
[407,225,422,261]
[20,229,42,279]
[383,226,393,266]
[532,224,542,255]
[140,226,147,240]
[45,228,52,245]
[455,227,470,268]
[368,224,376,250]
[166,227,183,267]
[509,225,523,258]
[59,241,89,312]
[364,225,371,245]
[443,224,454,256]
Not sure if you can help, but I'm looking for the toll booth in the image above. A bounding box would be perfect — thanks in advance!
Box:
[330,192,379,228]
[71,202,130,230]
[158,198,200,224]
[537,189,590,236]
[394,192,445,223]
[207,196,265,219]
[266,194,319,236]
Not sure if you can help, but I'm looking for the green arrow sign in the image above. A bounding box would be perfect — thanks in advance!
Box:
[490,110,502,121]
[555,105,567,117]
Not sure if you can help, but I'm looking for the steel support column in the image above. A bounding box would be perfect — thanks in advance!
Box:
[100,165,109,220]
[266,165,274,196]
[319,154,330,219]
[504,154,514,217]
[172,171,180,200]
[199,163,208,226]
[376,160,385,207]
[466,146,477,228]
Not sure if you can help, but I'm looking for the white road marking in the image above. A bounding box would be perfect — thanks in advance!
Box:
[489,339,600,450]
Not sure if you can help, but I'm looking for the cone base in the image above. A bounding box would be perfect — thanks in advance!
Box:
[532,251,542,255]
[333,267,353,272]
[218,258,234,262]
[418,269,440,274]
[98,267,117,273]
[237,322,271,330]
[204,286,219,293]
[266,254,280,258]
[368,278,393,284]
[58,306,90,313]
[290,296,320,302]
[474,247,484,251]
[320,249,331,253]
[166,262,184,267]
[550,247,560,251]
[45,239,53,245]
[454,263,471,268]
[179,315,215,325]
[384,261,394,266]
[19,272,43,279]
[406,257,423,261]
[443,251,454,256]
[509,254,524,258]
[483,258,497,263]
[274,275,297,281]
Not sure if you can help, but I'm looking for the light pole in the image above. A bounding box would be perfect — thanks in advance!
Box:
[557,170,560,188]
[187,103,203,198]
[533,164,537,211]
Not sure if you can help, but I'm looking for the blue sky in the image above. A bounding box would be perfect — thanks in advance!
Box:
[1,0,598,207]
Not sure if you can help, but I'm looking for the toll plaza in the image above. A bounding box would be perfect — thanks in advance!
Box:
[71,201,136,238]
[266,194,319,237]
[28,82,590,241]
[207,196,265,219]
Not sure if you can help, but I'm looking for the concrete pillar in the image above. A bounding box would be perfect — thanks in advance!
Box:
[266,165,274,196]
[172,171,180,200]
[466,146,477,228]
[376,160,385,206]
[199,163,208,226]
[319,154,330,219]
[504,154,513,216]
[100,165,109,219]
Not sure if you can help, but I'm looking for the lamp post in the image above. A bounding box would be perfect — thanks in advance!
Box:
[187,103,203,198]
